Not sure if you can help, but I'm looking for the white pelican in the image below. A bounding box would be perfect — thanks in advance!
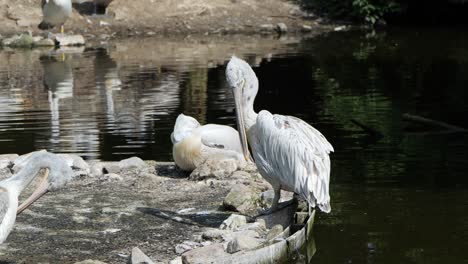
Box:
[171,114,246,171]
[38,0,72,34]
[226,56,334,213]
[0,151,74,243]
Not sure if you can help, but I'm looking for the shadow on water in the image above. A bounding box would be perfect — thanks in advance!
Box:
[0,28,468,263]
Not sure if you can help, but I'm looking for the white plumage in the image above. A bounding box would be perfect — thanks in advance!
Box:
[226,56,334,213]
[39,0,72,32]
[171,114,245,171]
[0,151,74,243]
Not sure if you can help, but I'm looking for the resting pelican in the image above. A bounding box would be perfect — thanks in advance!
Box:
[0,151,74,243]
[171,114,245,171]
[38,0,72,34]
[226,56,334,213]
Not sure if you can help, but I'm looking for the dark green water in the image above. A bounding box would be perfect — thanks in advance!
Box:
[0,28,467,263]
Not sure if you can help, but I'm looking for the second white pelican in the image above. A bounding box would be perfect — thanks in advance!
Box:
[171,114,245,171]
[226,56,334,213]
[38,0,72,34]
[0,151,74,243]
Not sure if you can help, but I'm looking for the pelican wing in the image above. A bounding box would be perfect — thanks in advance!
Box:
[0,188,8,225]
[198,124,243,153]
[255,110,333,212]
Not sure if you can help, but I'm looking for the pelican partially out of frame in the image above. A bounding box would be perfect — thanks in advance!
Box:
[0,151,74,243]
[171,114,245,171]
[39,0,72,34]
[226,56,334,213]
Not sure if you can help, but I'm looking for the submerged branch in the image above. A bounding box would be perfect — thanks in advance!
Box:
[402,113,468,132]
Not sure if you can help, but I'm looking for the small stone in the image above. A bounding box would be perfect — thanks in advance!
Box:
[220,214,247,230]
[182,244,228,264]
[301,25,313,32]
[202,229,230,240]
[226,235,261,253]
[223,184,260,214]
[222,230,259,243]
[169,257,182,264]
[266,224,284,240]
[34,38,55,47]
[90,163,105,177]
[1,34,34,48]
[175,241,202,254]
[236,221,267,236]
[131,247,155,264]
[99,21,110,26]
[189,159,238,181]
[74,260,107,264]
[102,162,120,174]
[276,23,288,33]
[53,34,86,46]
[119,157,146,170]
[259,24,274,33]
[107,173,123,181]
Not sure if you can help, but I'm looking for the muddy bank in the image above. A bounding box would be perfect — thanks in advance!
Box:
[0,0,339,40]
[0,153,277,263]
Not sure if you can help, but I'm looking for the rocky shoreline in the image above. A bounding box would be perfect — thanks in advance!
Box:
[0,0,347,43]
[0,152,304,263]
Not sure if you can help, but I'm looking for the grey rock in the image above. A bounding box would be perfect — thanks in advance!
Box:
[222,230,259,243]
[182,243,228,264]
[236,221,267,236]
[131,247,155,264]
[119,157,146,170]
[1,34,34,48]
[53,34,86,46]
[219,214,247,230]
[301,25,313,32]
[230,170,251,180]
[259,24,274,32]
[276,23,288,33]
[169,257,182,264]
[74,260,107,264]
[102,162,120,174]
[175,241,202,255]
[226,235,261,253]
[106,173,123,181]
[189,159,238,181]
[90,163,105,177]
[34,38,55,47]
[223,184,260,214]
[202,228,230,240]
[266,224,284,240]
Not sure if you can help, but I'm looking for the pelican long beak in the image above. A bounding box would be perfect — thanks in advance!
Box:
[233,84,250,161]
[17,169,50,215]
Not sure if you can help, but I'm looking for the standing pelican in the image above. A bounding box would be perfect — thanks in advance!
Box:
[0,151,74,243]
[226,56,334,213]
[171,114,246,171]
[39,0,72,34]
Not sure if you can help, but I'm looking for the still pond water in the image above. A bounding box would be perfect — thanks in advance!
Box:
[0,27,467,263]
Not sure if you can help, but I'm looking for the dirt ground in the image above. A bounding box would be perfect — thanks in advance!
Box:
[0,162,238,263]
[0,0,334,39]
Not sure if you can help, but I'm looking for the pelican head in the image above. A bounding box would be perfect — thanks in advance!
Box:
[226,56,258,161]
[171,114,201,144]
[16,153,74,215]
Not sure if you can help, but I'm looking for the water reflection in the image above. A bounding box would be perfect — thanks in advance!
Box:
[0,29,467,263]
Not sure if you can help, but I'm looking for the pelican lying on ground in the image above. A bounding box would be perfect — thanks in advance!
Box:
[171,114,246,171]
[226,56,334,214]
[0,151,74,243]
[39,0,72,34]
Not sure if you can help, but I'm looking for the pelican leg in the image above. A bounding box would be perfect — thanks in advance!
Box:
[258,188,281,216]
[60,25,64,34]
